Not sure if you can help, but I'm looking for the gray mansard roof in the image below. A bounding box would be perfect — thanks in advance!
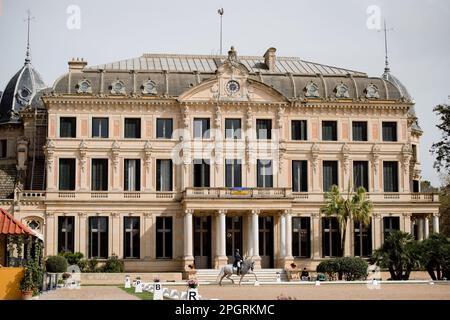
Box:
[52,51,413,102]
[0,61,46,123]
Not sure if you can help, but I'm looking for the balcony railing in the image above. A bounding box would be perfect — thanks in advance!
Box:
[183,187,292,199]
[9,190,438,203]
[292,192,439,203]
[44,191,177,201]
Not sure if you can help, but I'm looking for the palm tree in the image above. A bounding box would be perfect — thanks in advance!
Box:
[371,230,421,280]
[321,184,373,257]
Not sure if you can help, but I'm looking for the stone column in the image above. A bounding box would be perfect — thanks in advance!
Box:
[143,213,152,259]
[417,218,424,241]
[45,212,56,256]
[184,209,194,263]
[424,216,430,239]
[432,214,440,234]
[214,209,227,268]
[251,210,261,269]
[285,210,293,261]
[372,147,380,192]
[402,213,412,235]
[78,213,87,257]
[111,213,121,257]
[279,213,286,260]
[373,213,382,249]
[312,212,321,259]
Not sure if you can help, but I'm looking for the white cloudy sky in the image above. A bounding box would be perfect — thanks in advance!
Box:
[0,0,449,186]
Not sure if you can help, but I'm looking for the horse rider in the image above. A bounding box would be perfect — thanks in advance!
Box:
[233,248,242,275]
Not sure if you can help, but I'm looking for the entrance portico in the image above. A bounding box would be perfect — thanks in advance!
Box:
[181,206,294,271]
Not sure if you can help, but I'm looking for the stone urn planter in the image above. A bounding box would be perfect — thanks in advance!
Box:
[287,263,301,281]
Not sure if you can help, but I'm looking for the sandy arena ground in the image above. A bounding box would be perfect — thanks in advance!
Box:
[39,286,139,300]
[37,283,450,300]
[167,283,450,300]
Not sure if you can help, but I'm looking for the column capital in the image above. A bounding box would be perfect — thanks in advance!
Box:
[111,212,119,218]
[217,209,227,216]
[45,212,55,218]
[372,212,382,219]
[311,211,321,218]
[251,209,260,215]
[143,212,152,218]
[402,212,412,218]
[77,212,86,218]
[432,213,440,218]
[184,209,194,216]
[281,209,292,216]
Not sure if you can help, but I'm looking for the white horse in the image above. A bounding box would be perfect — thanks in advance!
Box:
[217,259,258,286]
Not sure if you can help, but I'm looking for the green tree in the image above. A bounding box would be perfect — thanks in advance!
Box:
[321,185,373,256]
[430,97,450,174]
[371,231,420,280]
[418,233,450,280]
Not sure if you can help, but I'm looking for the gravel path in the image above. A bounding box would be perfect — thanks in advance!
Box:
[39,286,139,300]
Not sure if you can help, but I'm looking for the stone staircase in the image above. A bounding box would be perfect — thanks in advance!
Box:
[27,158,46,190]
[195,268,288,283]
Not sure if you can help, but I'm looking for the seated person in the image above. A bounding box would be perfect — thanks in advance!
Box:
[301,268,310,281]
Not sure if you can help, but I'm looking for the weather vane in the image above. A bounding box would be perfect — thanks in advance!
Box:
[218,8,224,55]
[23,9,35,64]
[379,20,394,73]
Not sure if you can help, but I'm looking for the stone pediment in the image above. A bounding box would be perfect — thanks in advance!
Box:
[178,46,288,103]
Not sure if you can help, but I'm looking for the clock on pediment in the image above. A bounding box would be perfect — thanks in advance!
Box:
[225,80,240,95]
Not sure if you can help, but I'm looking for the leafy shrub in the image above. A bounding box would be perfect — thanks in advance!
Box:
[317,257,368,281]
[87,258,99,273]
[77,259,88,272]
[316,259,340,280]
[102,255,124,273]
[336,257,368,281]
[59,252,84,265]
[45,255,68,273]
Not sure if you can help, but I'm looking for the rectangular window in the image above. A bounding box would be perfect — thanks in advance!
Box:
[292,217,311,258]
[257,159,273,188]
[292,160,308,192]
[124,159,140,191]
[60,117,76,138]
[0,140,7,158]
[256,119,272,139]
[322,217,341,257]
[59,159,76,191]
[225,119,242,139]
[92,117,109,138]
[413,180,420,193]
[124,118,141,138]
[193,118,210,139]
[156,159,173,191]
[91,159,108,191]
[156,118,173,139]
[124,217,140,259]
[412,144,417,162]
[383,161,399,192]
[352,121,368,141]
[354,221,372,257]
[323,161,338,192]
[225,159,242,188]
[382,122,397,142]
[88,217,108,258]
[383,217,400,241]
[291,120,307,140]
[193,159,210,187]
[322,121,337,141]
[353,161,369,191]
[58,216,74,253]
[156,217,172,259]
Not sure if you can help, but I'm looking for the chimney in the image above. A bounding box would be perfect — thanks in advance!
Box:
[68,57,88,72]
[264,47,277,72]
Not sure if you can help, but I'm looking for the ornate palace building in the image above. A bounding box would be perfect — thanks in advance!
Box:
[0,46,440,274]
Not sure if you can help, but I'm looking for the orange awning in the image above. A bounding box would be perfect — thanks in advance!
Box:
[0,208,34,236]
